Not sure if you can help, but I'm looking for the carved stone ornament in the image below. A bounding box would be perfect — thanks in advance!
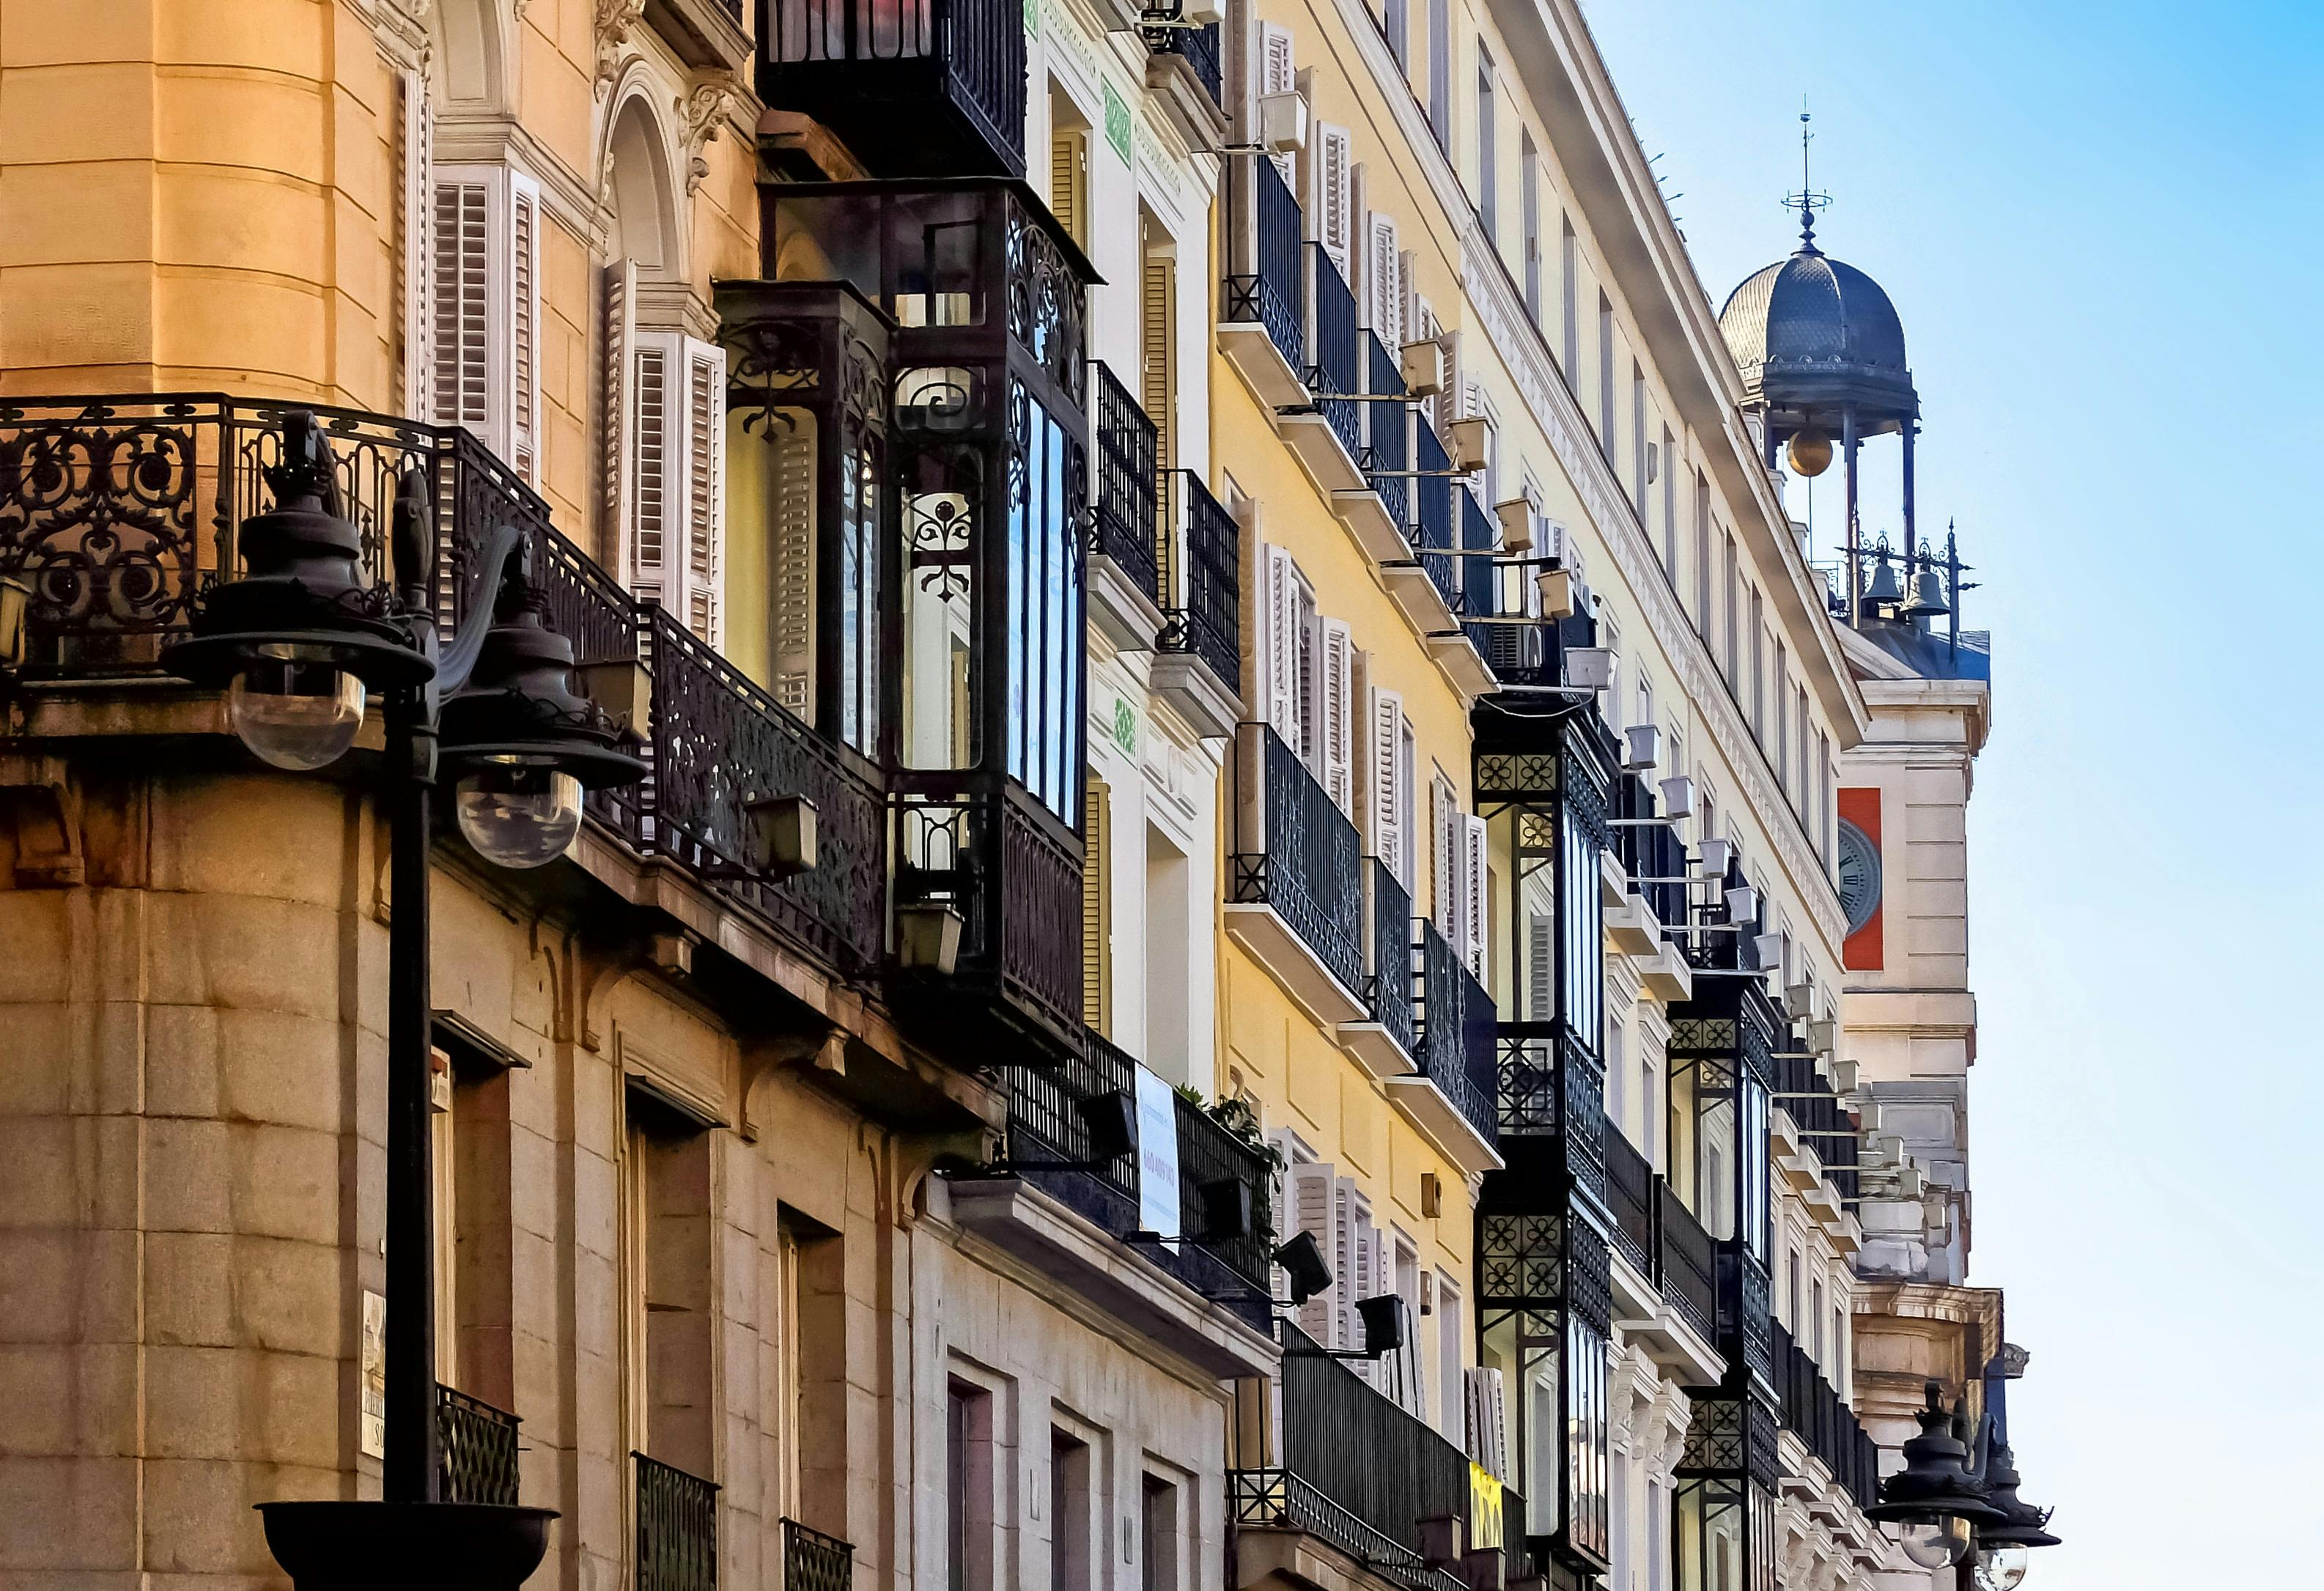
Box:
[595,0,647,97]
[681,71,745,193]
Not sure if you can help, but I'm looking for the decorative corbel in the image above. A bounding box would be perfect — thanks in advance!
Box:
[594,0,646,97]
[0,752,84,889]
[737,1021,849,1143]
[680,70,745,193]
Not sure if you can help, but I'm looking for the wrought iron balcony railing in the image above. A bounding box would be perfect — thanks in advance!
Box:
[1228,1469,1467,1591]
[1140,17,1222,106]
[759,0,1028,177]
[1658,1180,1717,1344]
[1157,470,1240,696]
[1773,1331,1878,1512]
[1225,157,1305,374]
[1005,1027,1141,1235]
[1091,361,1163,608]
[1604,1128,1656,1281]
[781,1517,854,1591]
[1364,860,1417,1058]
[1413,423,1456,602]
[438,1384,521,1506]
[1304,243,1362,461]
[1360,332,1412,528]
[1413,923,1496,1146]
[1231,723,1364,997]
[636,1451,719,1591]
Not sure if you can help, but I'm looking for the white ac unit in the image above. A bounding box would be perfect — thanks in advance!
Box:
[1827,1057,1859,1092]
[1494,497,1535,552]
[1447,416,1491,473]
[1782,981,1815,1019]
[1623,722,1662,772]
[1892,1164,1927,1199]
[1698,837,1733,878]
[1808,1018,1837,1055]
[1399,338,1447,397]
[1535,566,1575,620]
[1752,931,1786,972]
[1722,885,1758,923]
[1563,646,1615,693]
[1657,774,1695,820]
[1257,90,1310,155]
[1182,0,1224,22]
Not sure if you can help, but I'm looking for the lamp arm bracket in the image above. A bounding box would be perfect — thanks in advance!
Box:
[432,524,528,704]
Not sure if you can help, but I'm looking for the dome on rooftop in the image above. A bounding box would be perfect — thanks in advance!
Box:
[1719,229,1917,432]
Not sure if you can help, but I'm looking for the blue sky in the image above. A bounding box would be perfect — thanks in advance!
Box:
[1579,1,2324,1583]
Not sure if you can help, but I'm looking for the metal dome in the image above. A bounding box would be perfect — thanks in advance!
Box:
[1719,235,1917,432]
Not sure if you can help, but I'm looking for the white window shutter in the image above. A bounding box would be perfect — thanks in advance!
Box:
[1463,814,1489,978]
[429,163,541,484]
[629,330,678,606]
[1430,775,1457,941]
[679,336,727,646]
[1330,1178,1359,1351]
[1259,22,1295,92]
[1365,213,1401,342]
[1263,546,1302,748]
[1320,619,1354,816]
[1317,125,1353,274]
[1369,686,1407,883]
[396,69,432,421]
[1289,1162,1336,1346]
[627,331,726,640]
[508,171,542,484]
[1527,913,1553,1022]
[600,260,637,570]
[1467,1366,1509,1480]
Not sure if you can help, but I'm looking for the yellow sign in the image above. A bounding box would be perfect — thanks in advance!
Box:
[1469,1463,1505,1551]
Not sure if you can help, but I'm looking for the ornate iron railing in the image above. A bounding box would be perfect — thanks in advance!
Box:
[1232,723,1364,996]
[1305,243,1362,460]
[1364,860,1417,1059]
[1455,486,1493,619]
[1363,334,1410,528]
[1091,361,1162,606]
[438,1384,521,1506]
[1158,470,1239,695]
[782,1518,853,1591]
[763,0,1028,174]
[1173,1091,1274,1293]
[1002,1030,1139,1234]
[1604,1129,1656,1281]
[1412,426,1457,608]
[636,1452,719,1591]
[1659,1181,1717,1344]
[1228,1469,1466,1591]
[1225,158,1305,372]
[1141,17,1222,106]
[1413,923,1495,1145]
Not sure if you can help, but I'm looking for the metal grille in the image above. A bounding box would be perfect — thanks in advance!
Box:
[1365,860,1417,1058]
[1362,334,1409,527]
[1001,1032,1137,1234]
[782,1518,852,1591]
[1225,158,1305,370]
[1158,470,1239,694]
[1305,244,1362,459]
[635,1452,718,1591]
[1658,1182,1716,1343]
[1091,362,1161,605]
[1228,1469,1467,1591]
[1273,1324,1473,1566]
[1603,1131,1656,1280]
[1232,723,1364,994]
[1142,19,1222,106]
[437,1384,520,1506]
[1173,1091,1274,1291]
[1414,923,1496,1145]
[1413,424,1456,605]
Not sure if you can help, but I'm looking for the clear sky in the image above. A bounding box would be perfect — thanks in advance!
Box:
[1578,1,2324,1584]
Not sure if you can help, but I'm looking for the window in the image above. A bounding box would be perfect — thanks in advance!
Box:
[1606,1015,1627,1137]
[1521,133,1541,320]
[1560,218,1579,383]
[1597,294,1616,460]
[1003,392,1085,820]
[1050,1428,1093,1591]
[1661,426,1677,574]
[1427,0,1452,152]
[948,1381,996,1591]
[430,163,542,483]
[1435,1272,1464,1445]
[1475,53,1497,240]
[1774,644,1789,783]
[1749,589,1766,735]
[1382,0,1408,70]
[1140,214,1178,474]
[624,1088,715,1483]
[1047,100,1089,248]
[1818,734,1834,860]
[1809,1277,1825,1366]
[1692,473,1711,632]
[1142,1476,1181,1591]
[1631,363,1647,514]
[1639,1053,1657,1166]
[430,1032,514,1410]
[1144,827,1192,1082]
[1722,533,1739,681]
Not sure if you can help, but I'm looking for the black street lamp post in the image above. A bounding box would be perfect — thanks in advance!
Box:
[163,414,645,1589]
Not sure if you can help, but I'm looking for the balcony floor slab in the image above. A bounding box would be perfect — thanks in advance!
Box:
[1382,1074,1504,1176]
[1225,902,1368,1028]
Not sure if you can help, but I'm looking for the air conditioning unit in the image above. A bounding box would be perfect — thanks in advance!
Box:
[1722,885,1758,923]
[1657,774,1695,820]
[1563,646,1615,693]
[1752,931,1786,972]
[1826,1057,1858,1092]
[1782,981,1815,1019]
[1494,497,1535,553]
[1182,0,1224,22]
[1535,566,1575,619]
[1808,1018,1837,1055]
[1892,1164,1927,1199]
[1399,338,1447,396]
[1447,416,1491,473]
[1698,837,1733,878]
[1623,723,1662,772]
[1257,90,1310,154]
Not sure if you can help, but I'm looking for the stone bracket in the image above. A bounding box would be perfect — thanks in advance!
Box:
[0,751,84,887]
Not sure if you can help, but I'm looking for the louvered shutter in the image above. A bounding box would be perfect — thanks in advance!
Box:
[600,261,636,570]
[767,402,817,717]
[509,172,541,484]
[1430,775,1458,941]
[1365,213,1401,342]
[1369,687,1406,884]
[1316,125,1353,274]
[1329,1178,1357,1351]
[1082,778,1110,1030]
[1140,247,1176,476]
[1263,546,1302,747]
[680,337,726,644]
[628,331,728,641]
[1050,129,1087,246]
[1527,913,1553,1022]
[1467,1366,1509,1480]
[1463,815,1489,977]
[396,70,432,421]
[1258,24,1295,188]
[429,165,540,483]
[1288,1163,1337,1345]
[1319,620,1353,816]
[629,333,673,605]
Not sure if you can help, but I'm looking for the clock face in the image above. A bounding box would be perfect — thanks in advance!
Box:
[1836,817,1882,937]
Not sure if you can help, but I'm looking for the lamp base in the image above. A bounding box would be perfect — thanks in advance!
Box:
[257,1501,557,1591]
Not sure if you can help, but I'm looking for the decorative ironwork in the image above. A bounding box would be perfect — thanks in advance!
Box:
[1226,158,1305,372]
[437,1384,520,1506]
[1274,1323,1473,1566]
[1228,1469,1467,1591]
[1604,1130,1656,1280]
[760,0,1028,176]
[1659,1182,1717,1343]
[1090,361,1161,604]
[1007,196,1089,408]
[1141,18,1221,106]
[1414,424,1456,605]
[1305,244,1361,459]
[1478,1210,1563,1308]
[1001,1030,1139,1233]
[1173,1091,1274,1293]
[783,1518,853,1591]
[1231,724,1363,995]
[1362,333,1409,527]
[636,1452,719,1591]
[1158,470,1239,694]
[1566,1215,1612,1337]
[1365,860,1417,1057]
[1414,923,1496,1146]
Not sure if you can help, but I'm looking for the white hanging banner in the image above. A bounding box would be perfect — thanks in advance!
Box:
[1135,1065,1182,1239]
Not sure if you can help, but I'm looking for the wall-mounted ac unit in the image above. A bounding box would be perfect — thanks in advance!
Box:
[1657,774,1695,820]
[1399,338,1447,396]
[1623,723,1662,772]
[1563,646,1615,693]
[1494,498,1534,552]
[1257,91,1309,154]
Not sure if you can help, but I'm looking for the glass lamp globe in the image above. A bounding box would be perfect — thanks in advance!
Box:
[1974,1546,2031,1591]
[455,758,583,870]
[1898,1516,1974,1570]
[228,648,366,771]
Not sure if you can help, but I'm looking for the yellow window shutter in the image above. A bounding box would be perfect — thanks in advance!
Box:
[1082,776,1110,1031]
[1140,248,1176,473]
[1050,130,1087,248]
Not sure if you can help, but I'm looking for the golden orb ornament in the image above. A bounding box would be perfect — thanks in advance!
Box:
[1786,427,1834,477]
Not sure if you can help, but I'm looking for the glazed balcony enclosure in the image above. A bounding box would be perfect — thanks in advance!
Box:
[751,177,1098,1061]
[759,0,1028,178]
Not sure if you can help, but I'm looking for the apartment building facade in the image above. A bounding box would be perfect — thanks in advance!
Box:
[0,2,2037,1591]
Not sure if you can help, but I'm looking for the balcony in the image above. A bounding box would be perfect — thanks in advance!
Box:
[1334,332,1411,558]
[1141,17,1221,112]
[1659,1181,1718,1345]
[782,1518,855,1591]
[1220,157,1307,409]
[1338,860,1417,1077]
[1153,470,1242,733]
[1387,922,1501,1175]
[1275,245,1367,501]
[438,1385,521,1506]
[1227,723,1366,1025]
[1773,1329,1879,1516]
[1089,360,1165,647]
[636,1452,719,1591]
[759,0,1028,178]
[1593,1135,1726,1384]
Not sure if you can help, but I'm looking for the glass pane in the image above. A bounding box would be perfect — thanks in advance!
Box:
[901,426,976,770]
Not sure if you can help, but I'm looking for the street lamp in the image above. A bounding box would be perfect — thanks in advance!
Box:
[163,413,644,1589]
[1865,1380,2007,1569]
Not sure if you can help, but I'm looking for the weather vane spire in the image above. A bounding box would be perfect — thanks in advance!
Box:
[1788,101,1831,254]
